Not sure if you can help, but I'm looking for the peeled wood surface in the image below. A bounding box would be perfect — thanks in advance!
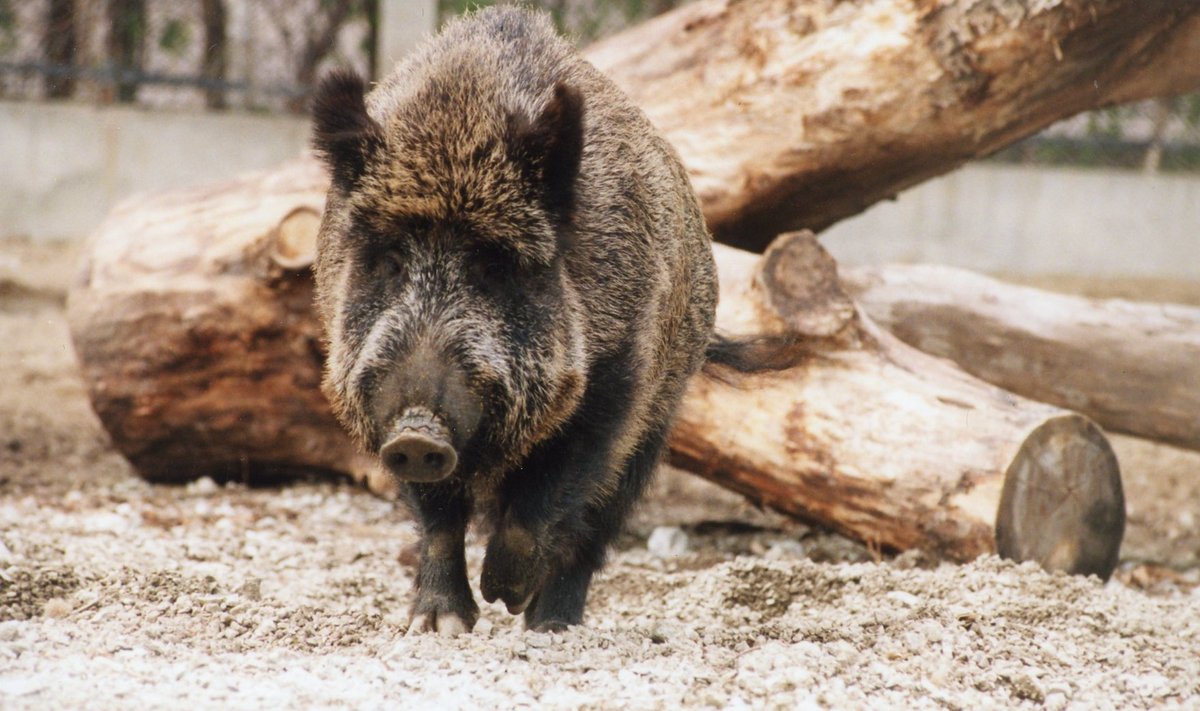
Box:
[586,0,1200,250]
[670,234,1123,575]
[843,264,1200,453]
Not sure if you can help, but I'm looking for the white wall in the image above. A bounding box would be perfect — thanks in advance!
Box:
[822,163,1200,279]
[0,100,311,241]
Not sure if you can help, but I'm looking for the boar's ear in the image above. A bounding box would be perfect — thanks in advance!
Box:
[510,82,585,222]
[311,69,383,190]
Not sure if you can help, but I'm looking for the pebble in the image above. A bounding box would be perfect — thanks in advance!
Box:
[647,526,689,558]
[43,598,73,619]
[186,477,220,496]
[886,590,921,607]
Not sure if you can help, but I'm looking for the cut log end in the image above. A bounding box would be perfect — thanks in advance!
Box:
[995,415,1125,580]
[270,207,321,270]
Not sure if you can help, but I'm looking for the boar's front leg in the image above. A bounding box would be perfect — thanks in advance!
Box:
[523,420,672,632]
[482,357,663,628]
[403,482,477,636]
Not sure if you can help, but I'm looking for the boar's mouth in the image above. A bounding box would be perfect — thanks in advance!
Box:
[379,409,458,483]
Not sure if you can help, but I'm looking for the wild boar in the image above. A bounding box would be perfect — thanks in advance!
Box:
[311,6,719,634]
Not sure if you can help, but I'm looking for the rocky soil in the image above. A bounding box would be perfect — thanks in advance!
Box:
[2,238,1198,709]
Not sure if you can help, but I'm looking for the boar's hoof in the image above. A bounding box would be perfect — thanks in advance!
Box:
[406,611,471,637]
[380,431,458,483]
[481,528,545,615]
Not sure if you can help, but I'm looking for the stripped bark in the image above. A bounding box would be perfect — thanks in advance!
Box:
[584,0,1200,250]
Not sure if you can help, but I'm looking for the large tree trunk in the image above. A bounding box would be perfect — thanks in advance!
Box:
[584,0,1200,250]
[44,0,77,99]
[66,166,1125,577]
[106,0,146,104]
[843,264,1200,453]
[201,0,228,110]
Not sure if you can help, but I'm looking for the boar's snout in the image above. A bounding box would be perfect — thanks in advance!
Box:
[371,340,484,482]
[380,427,458,482]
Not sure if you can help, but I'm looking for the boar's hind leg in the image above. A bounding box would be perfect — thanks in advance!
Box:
[523,421,672,632]
[404,483,478,637]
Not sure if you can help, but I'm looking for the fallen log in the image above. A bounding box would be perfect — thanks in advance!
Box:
[842,263,1200,453]
[66,160,373,484]
[585,0,1200,250]
[66,167,1125,576]
[674,233,1123,576]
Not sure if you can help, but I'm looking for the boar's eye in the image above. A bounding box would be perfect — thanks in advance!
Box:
[467,245,515,288]
[378,250,406,281]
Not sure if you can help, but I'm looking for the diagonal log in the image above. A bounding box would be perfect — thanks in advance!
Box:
[585,0,1200,250]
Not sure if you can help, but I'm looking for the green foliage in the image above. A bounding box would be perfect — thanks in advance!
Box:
[439,0,496,22]
[158,18,190,55]
[1180,95,1200,130]
[0,0,15,54]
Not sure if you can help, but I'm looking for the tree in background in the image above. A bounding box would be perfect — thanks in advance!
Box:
[44,0,76,98]
[200,0,226,110]
[107,0,146,103]
[290,0,359,112]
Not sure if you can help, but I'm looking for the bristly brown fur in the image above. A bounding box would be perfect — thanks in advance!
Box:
[310,6,717,634]
[310,69,383,189]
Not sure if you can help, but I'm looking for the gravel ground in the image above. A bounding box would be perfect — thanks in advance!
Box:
[2,238,1199,709]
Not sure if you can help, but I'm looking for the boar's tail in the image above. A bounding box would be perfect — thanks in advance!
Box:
[702,333,810,376]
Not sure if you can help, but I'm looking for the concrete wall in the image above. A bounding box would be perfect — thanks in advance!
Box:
[1,0,440,245]
[3,95,1198,279]
[822,163,1200,279]
[1,100,311,241]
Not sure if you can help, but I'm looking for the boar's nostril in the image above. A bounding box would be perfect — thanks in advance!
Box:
[380,431,457,483]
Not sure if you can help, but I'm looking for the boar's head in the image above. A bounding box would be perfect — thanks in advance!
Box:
[310,69,587,486]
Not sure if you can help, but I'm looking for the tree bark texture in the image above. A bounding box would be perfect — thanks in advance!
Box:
[66,170,1125,576]
[584,0,1200,250]
[843,263,1200,453]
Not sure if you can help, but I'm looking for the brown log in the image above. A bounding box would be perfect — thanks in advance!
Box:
[67,160,372,484]
[584,0,1200,250]
[671,234,1123,576]
[842,263,1200,453]
[67,168,1125,576]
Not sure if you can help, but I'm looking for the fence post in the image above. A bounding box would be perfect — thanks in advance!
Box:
[376,0,437,76]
